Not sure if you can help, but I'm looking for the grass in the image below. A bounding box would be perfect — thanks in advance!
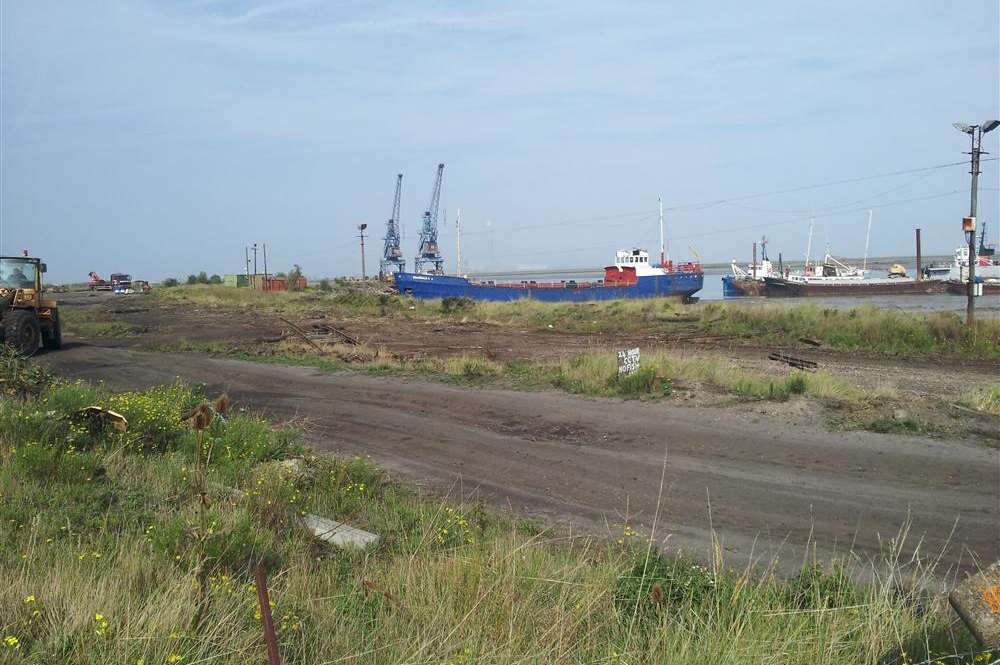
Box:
[0,348,988,664]
[958,384,1000,416]
[59,307,141,338]
[146,283,1000,358]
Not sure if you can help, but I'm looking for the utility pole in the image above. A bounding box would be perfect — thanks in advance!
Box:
[245,246,250,277]
[954,120,1000,326]
[358,224,368,279]
[262,243,268,282]
[252,243,259,276]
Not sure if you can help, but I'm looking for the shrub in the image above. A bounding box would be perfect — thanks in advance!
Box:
[786,373,808,395]
[186,274,199,285]
[161,277,179,287]
[786,563,861,609]
[446,357,502,380]
[318,278,332,292]
[610,367,670,397]
[616,552,718,617]
[440,296,475,314]
[287,264,303,291]
[0,345,54,398]
[209,274,223,285]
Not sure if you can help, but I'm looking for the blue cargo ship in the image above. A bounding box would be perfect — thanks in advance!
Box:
[394,249,704,302]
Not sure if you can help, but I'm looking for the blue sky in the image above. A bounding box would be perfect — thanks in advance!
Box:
[2,1,998,281]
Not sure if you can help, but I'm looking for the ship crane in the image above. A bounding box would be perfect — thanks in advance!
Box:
[380,174,406,277]
[415,163,445,274]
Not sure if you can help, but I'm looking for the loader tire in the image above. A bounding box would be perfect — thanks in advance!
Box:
[4,310,41,357]
[42,311,62,350]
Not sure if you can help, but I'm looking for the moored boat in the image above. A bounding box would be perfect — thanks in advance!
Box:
[394,249,704,302]
[722,237,776,297]
[763,275,947,297]
[945,279,1000,296]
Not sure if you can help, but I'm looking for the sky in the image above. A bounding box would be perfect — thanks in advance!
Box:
[2,1,998,282]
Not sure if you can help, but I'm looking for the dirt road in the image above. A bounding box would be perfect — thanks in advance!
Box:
[41,340,998,574]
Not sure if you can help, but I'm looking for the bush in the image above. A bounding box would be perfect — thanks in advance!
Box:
[287,264,303,291]
[786,563,861,609]
[209,274,223,284]
[161,277,179,287]
[318,278,332,292]
[610,367,671,397]
[441,296,475,314]
[616,552,718,617]
[0,345,54,398]
[186,274,199,285]
[787,373,808,395]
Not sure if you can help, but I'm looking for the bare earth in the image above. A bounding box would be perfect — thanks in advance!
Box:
[40,337,999,576]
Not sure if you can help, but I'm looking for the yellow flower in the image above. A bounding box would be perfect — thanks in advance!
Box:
[94,613,105,622]
[23,595,36,603]
[2,635,19,649]
[167,655,184,663]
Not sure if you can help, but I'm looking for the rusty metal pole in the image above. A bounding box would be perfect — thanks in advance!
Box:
[915,228,921,280]
[752,241,757,280]
[254,565,282,665]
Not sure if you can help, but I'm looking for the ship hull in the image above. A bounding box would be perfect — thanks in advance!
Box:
[761,277,948,297]
[395,272,703,302]
[722,276,765,297]
[946,280,1000,296]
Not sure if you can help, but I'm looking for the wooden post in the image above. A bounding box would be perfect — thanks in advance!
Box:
[254,565,282,665]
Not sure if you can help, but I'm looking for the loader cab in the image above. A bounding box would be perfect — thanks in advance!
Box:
[0,256,60,355]
[0,256,43,291]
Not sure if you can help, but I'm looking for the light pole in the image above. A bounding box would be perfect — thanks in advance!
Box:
[358,224,368,279]
[954,120,999,326]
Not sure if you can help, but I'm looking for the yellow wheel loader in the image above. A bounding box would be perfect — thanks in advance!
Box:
[0,256,60,356]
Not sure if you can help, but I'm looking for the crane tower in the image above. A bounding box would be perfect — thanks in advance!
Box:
[380,174,405,277]
[415,163,445,274]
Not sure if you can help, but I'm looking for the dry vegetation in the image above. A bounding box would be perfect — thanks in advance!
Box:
[0,349,990,664]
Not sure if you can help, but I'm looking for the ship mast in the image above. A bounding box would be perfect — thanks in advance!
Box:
[805,218,815,269]
[863,209,872,271]
[658,196,665,268]
[456,208,462,275]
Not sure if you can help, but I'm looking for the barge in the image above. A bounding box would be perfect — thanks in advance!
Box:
[762,276,947,297]
[394,249,703,302]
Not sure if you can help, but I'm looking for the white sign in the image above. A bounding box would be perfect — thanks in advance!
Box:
[617,347,640,376]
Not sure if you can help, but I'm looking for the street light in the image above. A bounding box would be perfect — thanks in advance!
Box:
[357,224,368,279]
[954,119,1000,325]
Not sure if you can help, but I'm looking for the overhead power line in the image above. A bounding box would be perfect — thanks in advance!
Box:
[491,189,966,261]
[457,158,996,238]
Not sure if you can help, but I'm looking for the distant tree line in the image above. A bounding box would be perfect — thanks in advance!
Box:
[159,272,221,287]
[186,272,222,285]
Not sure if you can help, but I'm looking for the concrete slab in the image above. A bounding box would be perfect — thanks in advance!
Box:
[949,561,1000,646]
[303,514,379,550]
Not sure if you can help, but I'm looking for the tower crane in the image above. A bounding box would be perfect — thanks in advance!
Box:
[415,163,445,274]
[380,174,405,277]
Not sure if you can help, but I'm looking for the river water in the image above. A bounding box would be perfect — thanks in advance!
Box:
[468,264,1000,316]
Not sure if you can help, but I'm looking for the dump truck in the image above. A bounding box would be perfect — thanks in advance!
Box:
[0,256,61,355]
